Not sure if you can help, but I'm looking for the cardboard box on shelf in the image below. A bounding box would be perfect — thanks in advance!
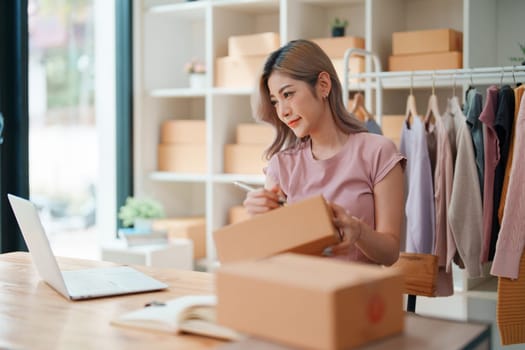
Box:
[228,32,280,57]
[331,56,365,84]
[392,28,463,55]
[235,123,275,145]
[160,120,206,144]
[216,253,404,350]
[157,144,206,173]
[215,55,267,88]
[223,144,267,174]
[228,205,251,225]
[213,195,340,263]
[381,115,405,149]
[152,217,206,259]
[389,51,462,71]
[311,36,365,58]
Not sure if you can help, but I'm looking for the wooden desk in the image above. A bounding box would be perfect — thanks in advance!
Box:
[0,252,491,350]
[0,252,223,350]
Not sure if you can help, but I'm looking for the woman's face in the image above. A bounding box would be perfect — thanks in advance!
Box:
[267,72,325,138]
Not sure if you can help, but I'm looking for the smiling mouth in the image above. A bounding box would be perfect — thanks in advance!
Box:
[287,117,301,127]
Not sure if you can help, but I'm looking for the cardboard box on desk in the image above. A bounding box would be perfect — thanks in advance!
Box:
[157,144,207,173]
[213,195,340,263]
[216,253,404,350]
[215,55,267,88]
[223,144,267,174]
[389,51,462,71]
[228,32,280,57]
[160,120,206,144]
[152,217,206,259]
[392,28,463,55]
[311,36,365,58]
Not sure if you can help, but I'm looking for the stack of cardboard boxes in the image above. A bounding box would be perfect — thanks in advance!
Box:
[223,122,274,174]
[215,32,280,88]
[389,28,463,71]
[157,119,207,173]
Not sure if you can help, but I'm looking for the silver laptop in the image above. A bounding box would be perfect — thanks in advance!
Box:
[8,194,168,300]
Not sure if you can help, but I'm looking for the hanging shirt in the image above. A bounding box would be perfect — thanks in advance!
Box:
[497,85,524,222]
[426,110,454,297]
[265,132,405,264]
[365,119,383,135]
[479,86,500,264]
[448,118,483,278]
[463,88,485,198]
[491,93,525,279]
[400,117,435,254]
[489,85,515,261]
[441,96,466,272]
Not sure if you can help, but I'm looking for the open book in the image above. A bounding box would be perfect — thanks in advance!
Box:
[111,295,243,341]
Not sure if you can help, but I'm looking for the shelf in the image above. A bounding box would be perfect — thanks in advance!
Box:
[149,88,207,98]
[149,172,208,182]
[146,1,207,19]
[212,87,254,96]
[212,0,279,13]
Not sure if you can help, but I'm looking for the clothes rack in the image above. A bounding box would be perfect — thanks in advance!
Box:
[341,53,525,122]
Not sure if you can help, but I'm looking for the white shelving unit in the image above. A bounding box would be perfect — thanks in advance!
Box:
[133,0,525,269]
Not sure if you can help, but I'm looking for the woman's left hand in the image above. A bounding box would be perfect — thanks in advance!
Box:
[328,202,363,255]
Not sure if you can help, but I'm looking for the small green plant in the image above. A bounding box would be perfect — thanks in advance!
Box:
[118,197,165,227]
[331,17,349,37]
[509,42,525,65]
[332,17,349,29]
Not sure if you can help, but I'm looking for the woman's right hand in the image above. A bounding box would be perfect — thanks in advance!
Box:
[243,185,284,215]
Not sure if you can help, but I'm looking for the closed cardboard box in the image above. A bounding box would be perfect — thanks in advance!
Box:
[381,115,405,148]
[228,32,280,57]
[157,144,206,173]
[389,51,462,71]
[331,57,365,84]
[215,55,267,88]
[152,217,206,259]
[160,120,206,144]
[213,195,340,263]
[228,205,251,225]
[311,36,365,58]
[216,253,404,350]
[223,144,267,174]
[236,123,274,145]
[392,28,463,55]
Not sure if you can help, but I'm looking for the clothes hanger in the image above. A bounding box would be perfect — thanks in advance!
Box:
[405,71,418,128]
[350,74,373,122]
[351,91,373,122]
[424,72,440,127]
[449,70,462,114]
[513,65,522,87]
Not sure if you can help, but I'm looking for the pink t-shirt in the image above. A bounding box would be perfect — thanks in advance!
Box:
[265,132,405,263]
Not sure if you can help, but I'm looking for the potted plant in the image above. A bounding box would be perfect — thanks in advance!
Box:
[118,197,165,231]
[509,42,525,65]
[331,17,348,37]
[184,58,207,89]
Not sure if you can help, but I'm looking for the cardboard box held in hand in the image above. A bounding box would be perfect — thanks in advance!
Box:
[216,253,404,350]
[213,195,340,263]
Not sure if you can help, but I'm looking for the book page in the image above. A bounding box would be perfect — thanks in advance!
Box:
[111,295,243,341]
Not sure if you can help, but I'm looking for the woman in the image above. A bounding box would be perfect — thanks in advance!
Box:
[244,39,405,266]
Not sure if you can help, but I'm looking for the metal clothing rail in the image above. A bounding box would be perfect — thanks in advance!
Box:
[341,58,525,123]
[342,48,383,125]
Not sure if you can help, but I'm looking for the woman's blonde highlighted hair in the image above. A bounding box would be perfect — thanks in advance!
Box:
[253,39,366,159]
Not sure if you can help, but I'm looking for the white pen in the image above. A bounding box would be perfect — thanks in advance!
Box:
[233,181,286,206]
[232,181,258,192]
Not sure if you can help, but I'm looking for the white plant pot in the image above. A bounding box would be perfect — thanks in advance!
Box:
[134,218,153,232]
[189,74,206,89]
